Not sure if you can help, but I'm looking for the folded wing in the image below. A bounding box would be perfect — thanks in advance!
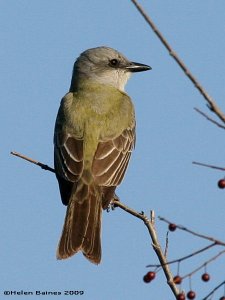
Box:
[92,126,135,186]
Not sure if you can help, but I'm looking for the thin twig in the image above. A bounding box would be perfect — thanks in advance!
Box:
[150,210,155,224]
[202,280,225,300]
[159,216,225,246]
[11,151,55,173]
[147,242,216,268]
[131,0,225,124]
[192,161,225,171]
[164,231,169,258]
[182,249,225,280]
[194,108,225,130]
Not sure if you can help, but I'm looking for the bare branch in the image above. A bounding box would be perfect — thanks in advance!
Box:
[11,151,55,173]
[131,0,225,124]
[164,231,169,258]
[147,242,216,268]
[192,161,225,171]
[159,217,225,246]
[194,108,225,129]
[113,201,179,296]
[150,210,155,224]
[182,249,225,280]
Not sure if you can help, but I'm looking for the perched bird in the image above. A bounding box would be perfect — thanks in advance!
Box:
[54,46,151,264]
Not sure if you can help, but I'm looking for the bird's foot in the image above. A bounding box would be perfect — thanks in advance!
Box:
[106,194,120,212]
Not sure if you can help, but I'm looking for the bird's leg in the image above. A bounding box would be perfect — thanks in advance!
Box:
[107,193,120,212]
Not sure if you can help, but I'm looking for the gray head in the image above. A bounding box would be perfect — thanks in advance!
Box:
[70,46,151,92]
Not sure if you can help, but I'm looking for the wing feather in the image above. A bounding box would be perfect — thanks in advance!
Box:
[92,126,135,186]
[55,133,84,182]
[92,147,121,177]
[54,132,84,205]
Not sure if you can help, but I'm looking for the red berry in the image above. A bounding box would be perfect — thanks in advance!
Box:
[173,275,182,284]
[143,271,156,283]
[169,223,177,231]
[218,179,225,189]
[177,293,186,300]
[143,274,151,283]
[219,297,225,300]
[201,273,210,282]
[146,271,156,281]
[187,291,196,299]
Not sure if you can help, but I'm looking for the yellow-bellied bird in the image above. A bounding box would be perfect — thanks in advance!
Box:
[54,46,151,264]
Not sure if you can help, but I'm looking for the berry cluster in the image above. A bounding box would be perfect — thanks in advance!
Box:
[174,273,210,299]
[177,293,225,300]
[177,291,196,300]
[144,221,225,299]
[177,291,196,299]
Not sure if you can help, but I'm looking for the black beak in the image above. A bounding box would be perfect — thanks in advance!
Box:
[126,61,152,72]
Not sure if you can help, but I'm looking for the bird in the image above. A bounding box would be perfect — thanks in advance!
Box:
[54,46,151,264]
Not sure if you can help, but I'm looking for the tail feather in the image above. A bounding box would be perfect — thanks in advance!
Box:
[82,190,102,263]
[56,183,102,264]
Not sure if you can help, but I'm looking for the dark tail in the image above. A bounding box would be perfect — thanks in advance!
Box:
[56,182,102,264]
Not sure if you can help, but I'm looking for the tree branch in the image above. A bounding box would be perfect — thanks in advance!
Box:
[159,216,225,246]
[147,242,216,268]
[11,151,55,173]
[131,0,225,124]
[113,201,179,296]
[182,249,225,280]
[192,161,225,171]
[194,108,225,130]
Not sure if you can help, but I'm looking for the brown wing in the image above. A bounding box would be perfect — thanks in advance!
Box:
[54,132,84,205]
[92,126,135,186]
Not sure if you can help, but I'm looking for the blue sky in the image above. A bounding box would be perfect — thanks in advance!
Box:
[1,1,225,299]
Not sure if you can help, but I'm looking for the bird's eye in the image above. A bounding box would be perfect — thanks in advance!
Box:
[109,59,119,67]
